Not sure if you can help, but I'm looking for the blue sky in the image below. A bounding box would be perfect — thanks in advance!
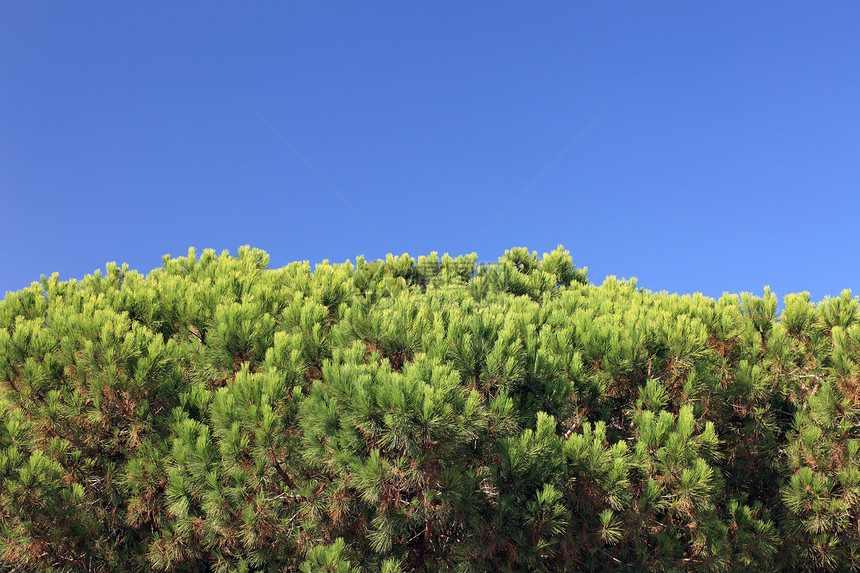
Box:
[2,2,859,304]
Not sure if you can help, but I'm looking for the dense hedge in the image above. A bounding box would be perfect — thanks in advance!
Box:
[2,246,860,571]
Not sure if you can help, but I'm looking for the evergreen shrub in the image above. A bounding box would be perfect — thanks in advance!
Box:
[2,245,859,571]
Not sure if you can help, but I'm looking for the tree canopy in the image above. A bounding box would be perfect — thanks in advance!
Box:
[2,245,860,571]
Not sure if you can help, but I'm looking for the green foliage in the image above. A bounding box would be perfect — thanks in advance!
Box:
[1,245,859,571]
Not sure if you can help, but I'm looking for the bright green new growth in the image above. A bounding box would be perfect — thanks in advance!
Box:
[1,245,859,571]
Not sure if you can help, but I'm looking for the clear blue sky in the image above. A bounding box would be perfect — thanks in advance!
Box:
[3,3,859,304]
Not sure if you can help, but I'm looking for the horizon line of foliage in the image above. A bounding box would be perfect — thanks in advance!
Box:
[2,245,860,571]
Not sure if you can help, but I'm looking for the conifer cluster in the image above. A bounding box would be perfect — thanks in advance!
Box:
[2,245,860,571]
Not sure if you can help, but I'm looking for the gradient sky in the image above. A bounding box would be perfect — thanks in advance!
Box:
[3,3,859,304]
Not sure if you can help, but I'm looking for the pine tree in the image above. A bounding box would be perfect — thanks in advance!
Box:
[3,245,860,571]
